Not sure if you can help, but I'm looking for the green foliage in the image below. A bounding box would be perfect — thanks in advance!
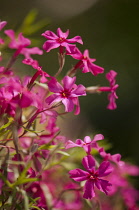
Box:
[18,9,50,36]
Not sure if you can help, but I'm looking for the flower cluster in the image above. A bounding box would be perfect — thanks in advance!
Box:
[0,20,138,210]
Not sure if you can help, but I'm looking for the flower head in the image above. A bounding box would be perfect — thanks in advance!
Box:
[66,134,104,154]
[99,70,119,110]
[42,28,83,53]
[69,155,112,199]
[46,76,86,115]
[5,30,43,58]
[68,48,104,76]
[0,21,7,31]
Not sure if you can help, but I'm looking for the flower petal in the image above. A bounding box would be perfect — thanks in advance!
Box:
[57,28,69,39]
[95,179,112,195]
[83,179,95,199]
[67,36,83,44]
[69,169,88,182]
[93,134,104,142]
[98,161,113,177]
[42,30,58,40]
[62,76,76,90]
[62,98,74,112]
[82,155,95,171]
[88,62,104,76]
[84,136,91,144]
[43,40,60,52]
[71,84,86,96]
[46,94,61,105]
[65,140,81,149]
[48,77,63,93]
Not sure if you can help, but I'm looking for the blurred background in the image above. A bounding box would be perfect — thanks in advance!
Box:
[0,0,139,166]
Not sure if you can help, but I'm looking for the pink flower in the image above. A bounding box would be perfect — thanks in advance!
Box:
[42,28,83,53]
[46,76,86,115]
[5,29,30,49]
[99,147,121,164]
[66,134,104,154]
[69,155,112,199]
[0,21,7,31]
[99,70,119,110]
[22,58,50,83]
[68,48,104,76]
[5,29,43,58]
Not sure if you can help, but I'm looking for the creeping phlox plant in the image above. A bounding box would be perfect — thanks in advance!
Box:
[0,20,139,210]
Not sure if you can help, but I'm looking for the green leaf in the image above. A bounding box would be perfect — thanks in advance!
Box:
[56,150,70,156]
[13,177,38,186]
[0,117,13,131]
[38,144,56,151]
[23,19,50,35]
[22,9,38,26]
[31,206,42,210]
[20,189,29,210]
[0,173,12,187]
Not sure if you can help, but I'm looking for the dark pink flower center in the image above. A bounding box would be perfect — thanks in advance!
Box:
[60,90,70,98]
[82,56,88,60]
[57,37,66,43]
[89,172,98,180]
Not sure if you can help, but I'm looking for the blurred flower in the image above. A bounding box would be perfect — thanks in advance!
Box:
[66,134,104,154]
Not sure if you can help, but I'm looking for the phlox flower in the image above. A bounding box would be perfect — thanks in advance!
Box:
[99,147,121,164]
[5,29,43,58]
[0,21,7,31]
[68,48,104,76]
[42,28,83,53]
[99,70,119,110]
[69,155,112,199]
[46,76,86,115]
[22,58,50,83]
[66,134,104,154]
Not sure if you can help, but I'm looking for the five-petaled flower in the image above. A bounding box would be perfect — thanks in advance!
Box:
[66,134,104,154]
[69,155,112,199]
[5,29,43,58]
[42,28,83,54]
[68,48,104,76]
[46,75,86,115]
[99,70,119,110]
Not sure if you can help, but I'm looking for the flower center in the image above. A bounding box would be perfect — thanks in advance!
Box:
[83,56,88,60]
[61,90,70,98]
[57,37,66,43]
[89,172,98,180]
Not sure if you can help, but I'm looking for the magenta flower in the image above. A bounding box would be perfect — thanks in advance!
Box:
[5,29,43,58]
[69,155,112,199]
[0,21,7,31]
[46,76,86,115]
[99,147,121,164]
[22,58,50,83]
[66,134,104,154]
[69,48,104,76]
[99,70,119,110]
[5,29,30,49]
[42,28,83,53]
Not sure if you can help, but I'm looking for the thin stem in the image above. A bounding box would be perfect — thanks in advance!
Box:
[55,52,65,77]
